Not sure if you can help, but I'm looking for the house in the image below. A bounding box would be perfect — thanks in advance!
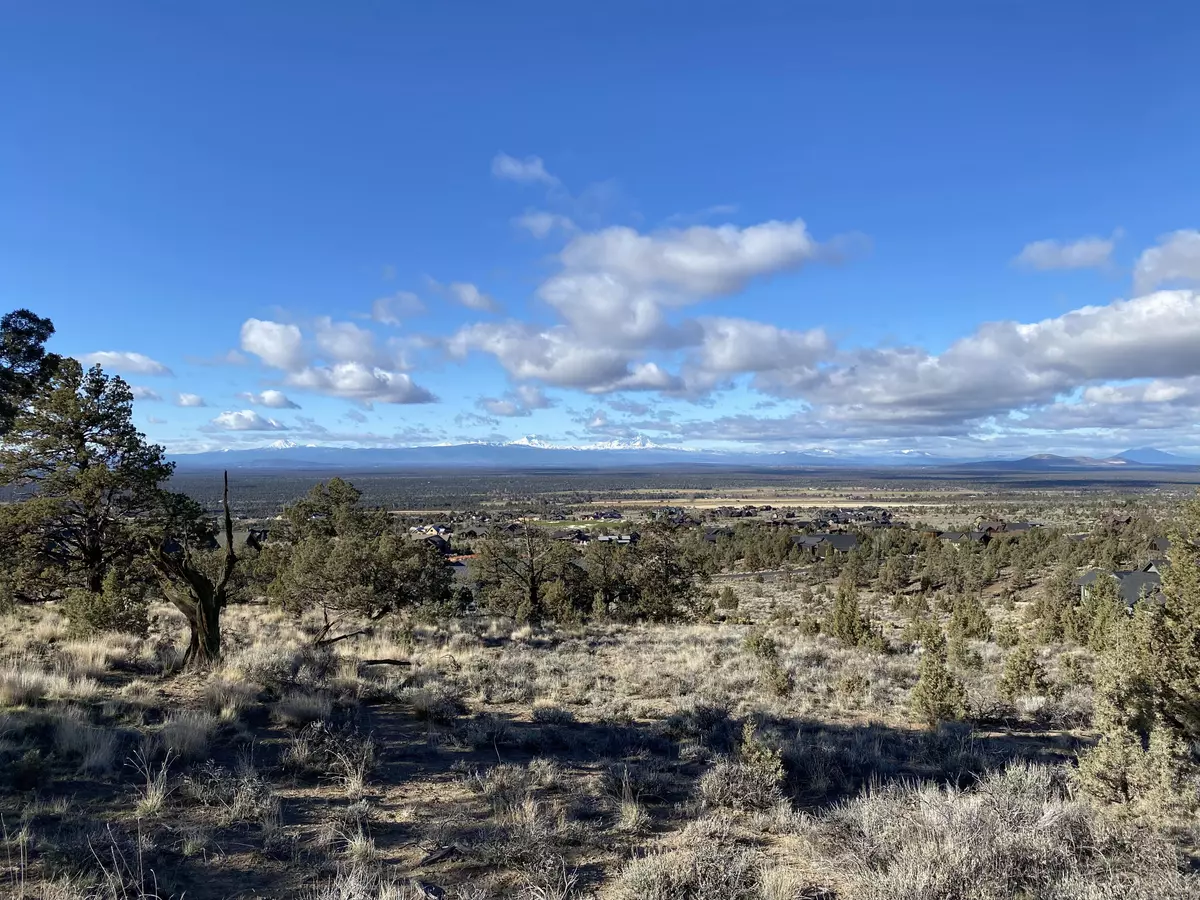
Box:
[422,535,452,555]
[1074,568,1166,608]
[551,528,590,544]
[702,527,734,544]
[216,527,270,552]
[597,532,640,545]
[1150,536,1172,555]
[456,526,489,540]
[791,533,859,557]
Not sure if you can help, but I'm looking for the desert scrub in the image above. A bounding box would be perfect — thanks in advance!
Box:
[698,723,784,811]
[273,690,334,728]
[909,629,967,726]
[998,641,1049,702]
[613,818,763,900]
[800,762,1200,900]
[159,710,219,761]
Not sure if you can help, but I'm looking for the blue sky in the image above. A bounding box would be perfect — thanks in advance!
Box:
[4,2,1200,457]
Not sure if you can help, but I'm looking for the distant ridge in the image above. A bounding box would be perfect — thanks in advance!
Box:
[1114,447,1200,466]
[168,441,1200,472]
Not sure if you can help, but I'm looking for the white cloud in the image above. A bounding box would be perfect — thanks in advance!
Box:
[342,409,369,424]
[1133,230,1200,294]
[175,393,207,407]
[240,319,307,371]
[514,210,577,239]
[689,318,831,393]
[370,291,424,326]
[784,289,1200,427]
[1014,235,1115,270]
[80,351,173,376]
[478,384,554,417]
[286,362,435,405]
[491,153,559,186]
[314,317,383,366]
[238,317,433,406]
[449,322,634,389]
[130,386,162,401]
[209,410,289,431]
[238,389,301,409]
[448,282,500,313]
[146,415,167,425]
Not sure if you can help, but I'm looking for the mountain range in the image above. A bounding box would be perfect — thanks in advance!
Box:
[168,439,1200,472]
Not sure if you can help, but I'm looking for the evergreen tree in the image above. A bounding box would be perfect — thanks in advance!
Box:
[0,360,173,596]
[910,628,968,726]
[271,479,453,641]
[0,308,59,436]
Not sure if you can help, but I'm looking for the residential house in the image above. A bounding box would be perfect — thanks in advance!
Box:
[791,533,859,557]
[1074,566,1166,608]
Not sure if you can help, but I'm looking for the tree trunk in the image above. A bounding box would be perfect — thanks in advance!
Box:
[183,587,222,667]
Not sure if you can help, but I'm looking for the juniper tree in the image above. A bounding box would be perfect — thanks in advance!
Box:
[0,359,173,597]
[148,475,237,667]
[0,308,59,436]
[910,627,967,726]
[271,478,454,642]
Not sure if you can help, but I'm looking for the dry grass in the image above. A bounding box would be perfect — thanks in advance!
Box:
[0,556,1195,900]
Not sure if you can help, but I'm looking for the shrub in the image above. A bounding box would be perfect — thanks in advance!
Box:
[910,630,967,726]
[273,691,334,728]
[717,585,739,611]
[995,621,1020,649]
[804,762,1199,900]
[998,642,1049,702]
[742,628,778,662]
[698,724,784,810]
[613,823,762,900]
[60,569,149,638]
[948,593,992,641]
[159,710,219,761]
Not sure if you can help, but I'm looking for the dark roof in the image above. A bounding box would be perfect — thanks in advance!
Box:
[1076,569,1165,606]
[790,532,859,551]
[1114,571,1164,606]
[1150,536,1172,553]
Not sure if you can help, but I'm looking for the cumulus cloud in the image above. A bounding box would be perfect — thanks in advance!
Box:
[514,210,577,239]
[130,386,162,401]
[241,319,307,371]
[451,218,833,396]
[175,393,207,407]
[491,153,559,186]
[370,291,425,326]
[239,317,435,406]
[238,390,301,409]
[80,351,173,376]
[447,282,500,313]
[1133,230,1200,294]
[209,410,289,431]
[783,289,1200,428]
[287,362,435,405]
[478,384,554,417]
[1014,235,1115,270]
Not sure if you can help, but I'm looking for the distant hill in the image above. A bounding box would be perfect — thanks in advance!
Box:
[167,441,1200,473]
[1114,447,1200,466]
